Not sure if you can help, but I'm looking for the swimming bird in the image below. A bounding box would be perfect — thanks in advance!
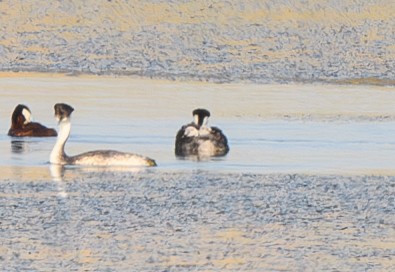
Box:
[8,104,57,137]
[49,103,156,167]
[175,108,229,157]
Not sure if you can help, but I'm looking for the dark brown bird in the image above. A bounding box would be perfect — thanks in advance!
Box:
[8,104,57,137]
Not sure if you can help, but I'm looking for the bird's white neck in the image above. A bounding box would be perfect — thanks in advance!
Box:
[50,118,71,164]
[193,114,209,128]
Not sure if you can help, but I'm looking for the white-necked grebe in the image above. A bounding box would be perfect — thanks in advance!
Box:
[175,108,229,157]
[49,103,156,167]
[8,104,57,137]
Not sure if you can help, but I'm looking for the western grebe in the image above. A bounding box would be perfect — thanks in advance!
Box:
[175,108,229,157]
[50,103,156,167]
[8,104,57,137]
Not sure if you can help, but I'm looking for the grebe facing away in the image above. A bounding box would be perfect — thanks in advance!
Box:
[8,104,57,137]
[50,103,156,167]
[175,109,229,158]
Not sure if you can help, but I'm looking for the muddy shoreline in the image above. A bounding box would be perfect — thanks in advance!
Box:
[1,171,394,271]
[1,1,394,85]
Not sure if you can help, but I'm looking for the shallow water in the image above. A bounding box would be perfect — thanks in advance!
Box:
[2,75,395,175]
[0,75,395,270]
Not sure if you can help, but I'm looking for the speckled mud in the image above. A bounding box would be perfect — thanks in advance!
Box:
[0,171,394,271]
[0,1,394,84]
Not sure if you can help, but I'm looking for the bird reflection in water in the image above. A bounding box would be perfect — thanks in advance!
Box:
[10,140,29,154]
[49,164,68,198]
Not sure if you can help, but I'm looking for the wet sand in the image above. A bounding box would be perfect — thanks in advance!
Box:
[0,171,394,271]
[1,74,395,270]
[0,1,394,84]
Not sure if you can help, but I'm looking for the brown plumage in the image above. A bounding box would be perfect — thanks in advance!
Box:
[8,104,57,137]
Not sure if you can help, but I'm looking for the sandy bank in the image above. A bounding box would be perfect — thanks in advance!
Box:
[0,1,393,84]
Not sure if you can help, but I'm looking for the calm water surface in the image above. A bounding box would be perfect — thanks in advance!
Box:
[0,76,394,270]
